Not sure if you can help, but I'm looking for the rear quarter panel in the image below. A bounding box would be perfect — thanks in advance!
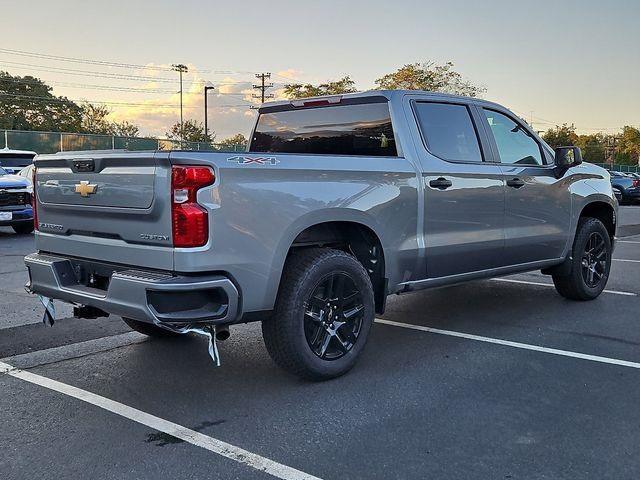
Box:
[170,151,420,313]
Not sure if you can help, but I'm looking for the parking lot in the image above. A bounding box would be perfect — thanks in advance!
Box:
[1,207,640,480]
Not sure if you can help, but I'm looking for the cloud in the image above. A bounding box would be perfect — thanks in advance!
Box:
[107,69,260,140]
[275,68,303,81]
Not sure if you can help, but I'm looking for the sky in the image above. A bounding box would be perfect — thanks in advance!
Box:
[2,0,639,140]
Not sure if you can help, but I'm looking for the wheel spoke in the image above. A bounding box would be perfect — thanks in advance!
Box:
[330,274,346,302]
[309,324,325,346]
[316,331,332,358]
[305,310,324,324]
[343,304,364,320]
[334,332,350,353]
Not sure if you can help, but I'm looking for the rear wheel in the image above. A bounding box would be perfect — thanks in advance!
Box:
[122,317,182,338]
[262,248,375,381]
[552,217,611,301]
[12,223,34,235]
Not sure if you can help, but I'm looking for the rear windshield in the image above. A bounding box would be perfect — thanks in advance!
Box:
[0,154,34,168]
[251,100,397,156]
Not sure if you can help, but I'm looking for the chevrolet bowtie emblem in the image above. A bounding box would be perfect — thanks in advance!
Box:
[75,181,97,197]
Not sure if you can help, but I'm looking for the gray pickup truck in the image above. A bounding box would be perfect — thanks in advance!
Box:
[25,90,617,380]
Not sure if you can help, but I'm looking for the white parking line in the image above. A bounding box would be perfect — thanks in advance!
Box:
[613,258,640,264]
[491,277,637,296]
[0,361,322,480]
[618,240,640,244]
[375,319,640,370]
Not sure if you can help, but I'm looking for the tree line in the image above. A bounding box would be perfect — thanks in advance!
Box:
[541,124,640,166]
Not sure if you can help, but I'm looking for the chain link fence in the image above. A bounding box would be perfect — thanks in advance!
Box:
[594,163,639,173]
[1,129,246,154]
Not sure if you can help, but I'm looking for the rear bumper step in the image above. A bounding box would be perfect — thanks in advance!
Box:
[24,253,240,325]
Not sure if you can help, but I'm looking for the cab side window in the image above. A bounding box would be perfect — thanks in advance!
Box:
[414,102,483,162]
[483,109,543,166]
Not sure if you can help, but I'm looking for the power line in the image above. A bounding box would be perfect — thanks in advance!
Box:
[0,93,248,109]
[253,73,274,104]
[0,60,251,85]
[0,76,252,94]
[0,47,244,75]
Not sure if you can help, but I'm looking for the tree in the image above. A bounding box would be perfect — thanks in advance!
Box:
[0,70,84,132]
[166,119,214,143]
[283,76,357,99]
[617,126,640,165]
[81,103,112,134]
[374,62,485,97]
[110,121,139,137]
[542,124,578,148]
[575,133,605,163]
[217,133,247,149]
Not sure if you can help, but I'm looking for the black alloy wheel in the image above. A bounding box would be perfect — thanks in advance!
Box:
[303,272,365,360]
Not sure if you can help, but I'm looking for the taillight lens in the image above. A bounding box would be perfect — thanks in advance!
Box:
[32,167,38,231]
[633,179,639,188]
[171,166,214,248]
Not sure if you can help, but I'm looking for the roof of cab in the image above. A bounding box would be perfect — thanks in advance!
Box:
[260,89,506,111]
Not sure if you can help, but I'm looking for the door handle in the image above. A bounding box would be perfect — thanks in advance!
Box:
[506,178,525,188]
[429,177,453,190]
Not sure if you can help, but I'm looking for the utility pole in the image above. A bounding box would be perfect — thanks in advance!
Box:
[204,85,215,144]
[172,64,188,144]
[253,73,274,104]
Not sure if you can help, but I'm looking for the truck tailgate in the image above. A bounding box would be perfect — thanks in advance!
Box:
[34,151,174,270]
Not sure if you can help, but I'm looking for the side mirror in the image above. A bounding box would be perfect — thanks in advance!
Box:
[554,146,583,169]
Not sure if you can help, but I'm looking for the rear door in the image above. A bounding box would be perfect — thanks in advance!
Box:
[411,99,506,278]
[478,107,571,265]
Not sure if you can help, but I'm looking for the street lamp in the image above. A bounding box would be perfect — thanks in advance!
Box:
[204,85,215,144]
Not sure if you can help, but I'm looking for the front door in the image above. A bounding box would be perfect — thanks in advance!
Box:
[479,108,571,265]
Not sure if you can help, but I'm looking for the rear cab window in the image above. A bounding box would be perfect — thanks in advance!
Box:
[251,97,397,157]
[413,102,484,162]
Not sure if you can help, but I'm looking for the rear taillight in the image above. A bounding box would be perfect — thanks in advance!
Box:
[633,179,639,188]
[32,167,38,231]
[171,166,214,248]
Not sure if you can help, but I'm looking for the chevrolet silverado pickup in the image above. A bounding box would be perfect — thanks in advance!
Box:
[25,90,618,380]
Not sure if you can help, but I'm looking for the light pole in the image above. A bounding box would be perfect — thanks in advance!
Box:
[171,64,188,145]
[204,85,215,145]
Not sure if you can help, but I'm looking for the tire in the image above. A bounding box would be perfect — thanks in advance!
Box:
[552,217,612,301]
[122,317,182,338]
[262,248,375,381]
[12,223,34,235]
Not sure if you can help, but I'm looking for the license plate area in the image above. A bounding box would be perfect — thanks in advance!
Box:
[0,212,12,221]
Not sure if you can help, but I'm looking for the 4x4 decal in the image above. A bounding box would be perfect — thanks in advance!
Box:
[227,156,279,165]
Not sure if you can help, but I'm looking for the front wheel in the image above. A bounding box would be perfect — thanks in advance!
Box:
[262,248,375,381]
[552,217,612,301]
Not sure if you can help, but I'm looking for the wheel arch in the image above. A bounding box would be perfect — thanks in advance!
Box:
[269,211,389,314]
[579,201,616,242]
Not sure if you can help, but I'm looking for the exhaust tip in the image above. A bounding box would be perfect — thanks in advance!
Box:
[215,326,230,341]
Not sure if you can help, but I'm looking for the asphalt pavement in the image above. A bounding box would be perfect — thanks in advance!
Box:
[1,207,640,479]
